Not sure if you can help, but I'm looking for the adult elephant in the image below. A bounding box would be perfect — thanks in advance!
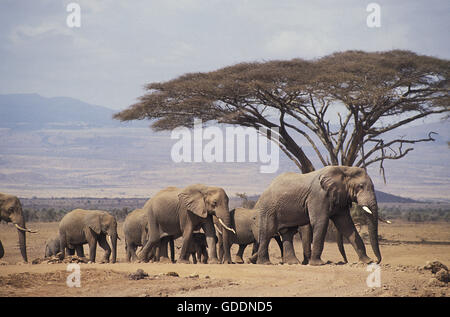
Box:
[139,184,234,264]
[59,209,119,263]
[0,193,37,262]
[215,208,282,264]
[123,208,174,262]
[256,166,382,265]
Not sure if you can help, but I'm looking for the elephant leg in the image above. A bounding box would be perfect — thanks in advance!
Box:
[246,242,258,264]
[279,227,300,265]
[139,216,161,262]
[335,228,348,263]
[158,237,172,263]
[67,247,75,256]
[235,244,246,264]
[178,222,194,264]
[273,234,283,258]
[299,224,312,265]
[191,252,197,264]
[310,217,329,266]
[58,233,66,260]
[125,242,133,262]
[98,234,111,263]
[169,237,175,263]
[202,220,220,264]
[75,245,84,257]
[0,239,4,259]
[87,235,98,263]
[256,212,276,265]
[331,214,372,264]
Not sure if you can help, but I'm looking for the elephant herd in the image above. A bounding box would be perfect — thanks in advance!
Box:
[0,166,383,266]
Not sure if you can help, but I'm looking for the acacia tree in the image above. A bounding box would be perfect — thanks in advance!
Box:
[115,50,449,175]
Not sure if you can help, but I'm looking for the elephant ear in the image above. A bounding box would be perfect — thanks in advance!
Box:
[319,167,349,210]
[85,212,102,235]
[178,185,207,218]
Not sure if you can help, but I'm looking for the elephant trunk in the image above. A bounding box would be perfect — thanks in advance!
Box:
[360,200,382,264]
[110,233,118,263]
[16,216,28,263]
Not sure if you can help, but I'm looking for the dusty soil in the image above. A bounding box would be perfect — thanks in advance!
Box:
[0,221,449,297]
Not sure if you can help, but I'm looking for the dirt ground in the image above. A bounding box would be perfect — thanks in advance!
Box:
[0,221,449,297]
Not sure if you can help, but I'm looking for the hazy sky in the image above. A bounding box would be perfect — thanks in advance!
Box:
[0,0,449,111]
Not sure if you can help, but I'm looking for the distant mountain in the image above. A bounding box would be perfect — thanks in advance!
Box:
[0,93,448,201]
[0,93,121,129]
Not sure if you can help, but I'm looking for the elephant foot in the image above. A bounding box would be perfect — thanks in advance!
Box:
[283,256,300,265]
[359,256,373,264]
[256,258,273,265]
[301,258,309,265]
[177,259,190,264]
[207,258,220,264]
[159,256,172,264]
[234,256,244,264]
[222,259,233,264]
[309,258,326,266]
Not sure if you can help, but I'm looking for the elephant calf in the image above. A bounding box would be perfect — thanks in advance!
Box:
[215,208,283,264]
[59,209,119,263]
[186,232,209,264]
[44,235,77,258]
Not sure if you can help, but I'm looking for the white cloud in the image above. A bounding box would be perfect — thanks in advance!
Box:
[9,22,73,44]
[265,30,335,59]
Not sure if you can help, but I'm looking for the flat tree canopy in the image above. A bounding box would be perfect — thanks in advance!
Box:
[115,50,449,175]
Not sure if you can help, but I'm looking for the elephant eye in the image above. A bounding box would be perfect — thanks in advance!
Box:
[212,200,218,207]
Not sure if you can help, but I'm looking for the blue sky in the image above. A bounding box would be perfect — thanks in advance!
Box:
[0,0,449,110]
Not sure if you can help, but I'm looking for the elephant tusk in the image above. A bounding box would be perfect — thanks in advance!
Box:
[14,224,38,233]
[362,206,373,215]
[218,218,236,235]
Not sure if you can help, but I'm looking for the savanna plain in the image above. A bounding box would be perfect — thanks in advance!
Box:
[0,220,449,297]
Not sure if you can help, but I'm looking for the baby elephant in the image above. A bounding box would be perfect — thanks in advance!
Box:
[45,236,77,258]
[186,232,209,264]
[59,209,119,263]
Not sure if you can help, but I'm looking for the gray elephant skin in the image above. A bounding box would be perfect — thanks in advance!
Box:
[0,193,36,262]
[256,166,382,265]
[123,208,149,262]
[59,209,119,263]
[139,184,233,264]
[215,208,282,264]
[44,235,77,258]
[186,232,209,264]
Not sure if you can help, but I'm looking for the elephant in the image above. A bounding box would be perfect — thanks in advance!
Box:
[0,193,37,262]
[255,166,382,266]
[44,235,77,258]
[215,208,283,264]
[123,208,175,263]
[123,208,149,262]
[59,209,119,263]
[139,184,234,264]
[186,232,209,264]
